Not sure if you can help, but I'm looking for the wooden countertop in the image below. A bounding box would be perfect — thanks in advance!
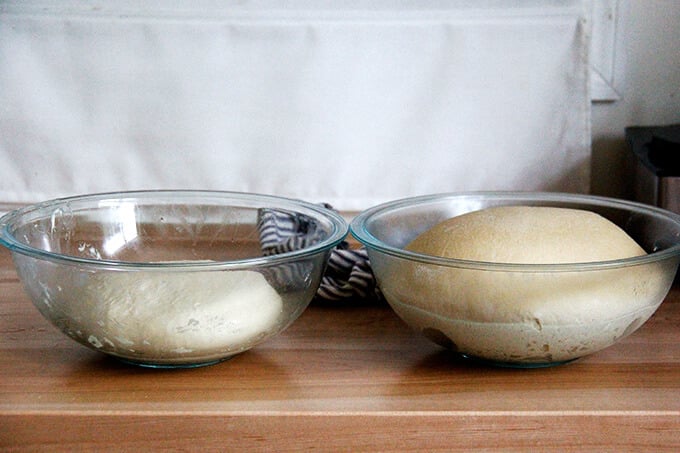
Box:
[1,245,679,451]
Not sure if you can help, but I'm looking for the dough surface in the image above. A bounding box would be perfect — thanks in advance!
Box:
[380,206,670,363]
[405,206,646,264]
[61,269,283,361]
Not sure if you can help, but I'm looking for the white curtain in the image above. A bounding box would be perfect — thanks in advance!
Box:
[0,1,591,211]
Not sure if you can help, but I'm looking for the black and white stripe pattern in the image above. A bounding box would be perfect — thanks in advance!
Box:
[257,205,378,301]
[256,208,319,292]
[258,207,325,256]
[317,245,377,300]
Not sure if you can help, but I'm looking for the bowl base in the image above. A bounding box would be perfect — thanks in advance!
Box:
[115,356,235,369]
[459,353,578,369]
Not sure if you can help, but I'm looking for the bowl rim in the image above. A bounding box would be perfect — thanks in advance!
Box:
[0,189,348,270]
[350,191,680,272]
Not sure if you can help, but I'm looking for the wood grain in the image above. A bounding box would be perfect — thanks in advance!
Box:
[1,245,679,451]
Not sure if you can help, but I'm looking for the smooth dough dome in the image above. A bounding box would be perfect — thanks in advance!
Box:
[405,206,646,264]
[381,206,670,363]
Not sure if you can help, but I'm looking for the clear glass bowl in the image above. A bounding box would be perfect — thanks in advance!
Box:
[351,192,680,367]
[0,190,348,368]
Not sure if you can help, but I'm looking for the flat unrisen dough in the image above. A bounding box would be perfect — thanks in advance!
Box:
[62,270,283,361]
[405,206,646,264]
[382,206,671,363]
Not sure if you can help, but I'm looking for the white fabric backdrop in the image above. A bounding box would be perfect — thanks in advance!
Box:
[0,1,591,211]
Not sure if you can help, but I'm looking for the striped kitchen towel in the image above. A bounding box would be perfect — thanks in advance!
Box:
[257,205,379,301]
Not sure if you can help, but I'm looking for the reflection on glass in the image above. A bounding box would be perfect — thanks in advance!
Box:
[100,201,138,257]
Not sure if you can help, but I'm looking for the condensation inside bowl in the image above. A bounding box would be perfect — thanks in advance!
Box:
[12,202,275,263]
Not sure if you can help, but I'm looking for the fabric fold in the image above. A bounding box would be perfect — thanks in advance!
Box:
[257,205,379,302]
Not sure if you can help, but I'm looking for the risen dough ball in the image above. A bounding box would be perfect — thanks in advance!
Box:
[405,206,646,264]
[382,206,670,363]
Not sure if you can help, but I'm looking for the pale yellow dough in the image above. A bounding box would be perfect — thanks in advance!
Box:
[382,206,671,363]
[406,206,646,264]
[62,270,283,360]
